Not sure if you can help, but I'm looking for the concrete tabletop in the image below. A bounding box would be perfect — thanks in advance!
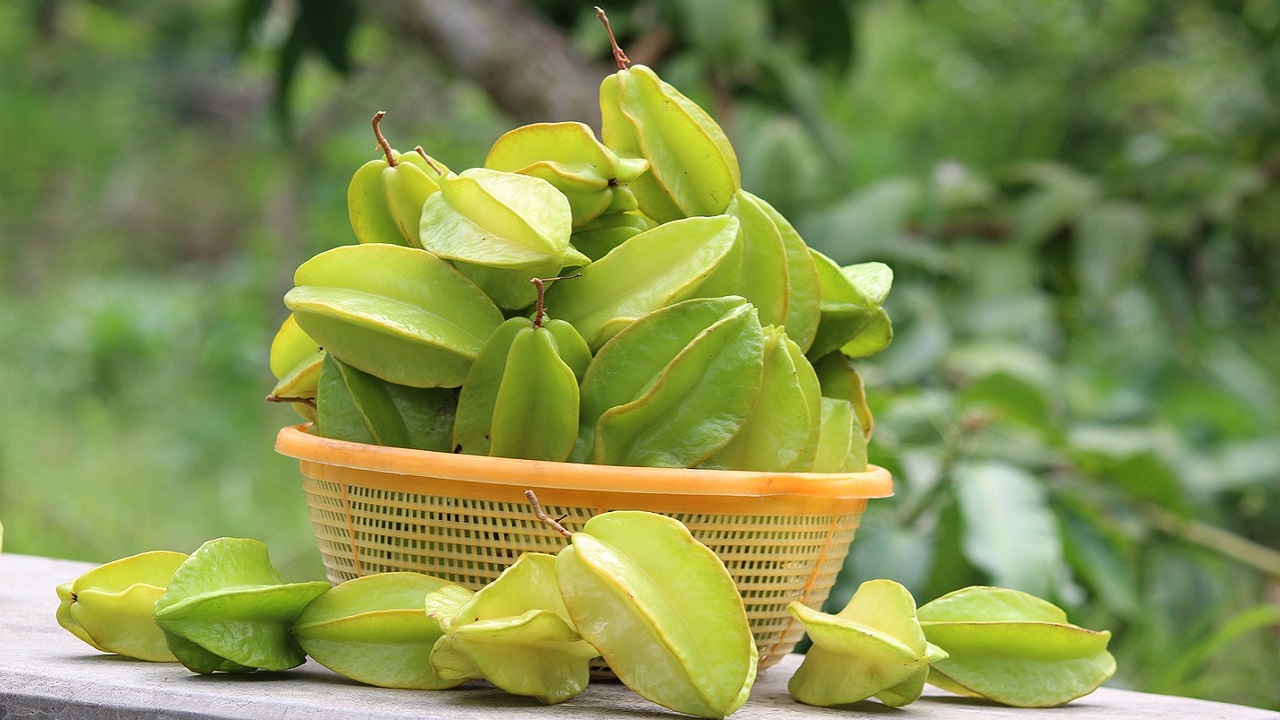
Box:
[3,552,1277,720]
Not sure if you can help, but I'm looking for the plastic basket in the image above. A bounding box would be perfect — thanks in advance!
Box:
[275,423,893,670]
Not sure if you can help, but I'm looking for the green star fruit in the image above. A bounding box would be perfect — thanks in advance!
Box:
[577,296,765,468]
[285,243,505,389]
[556,511,757,719]
[292,572,463,689]
[918,586,1117,707]
[153,538,330,674]
[699,325,822,472]
[807,251,894,360]
[787,579,946,708]
[485,121,648,228]
[266,314,323,423]
[429,553,597,704]
[418,168,590,310]
[542,215,740,349]
[55,550,188,662]
[346,111,445,247]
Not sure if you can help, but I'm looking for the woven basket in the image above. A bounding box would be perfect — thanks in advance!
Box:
[275,423,892,670]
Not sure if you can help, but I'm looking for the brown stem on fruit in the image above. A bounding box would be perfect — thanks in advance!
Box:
[266,394,318,409]
[595,7,631,70]
[415,146,446,177]
[529,274,581,328]
[530,277,549,328]
[525,490,573,538]
[372,111,396,167]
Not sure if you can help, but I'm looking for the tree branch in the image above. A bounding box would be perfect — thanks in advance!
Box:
[358,0,604,128]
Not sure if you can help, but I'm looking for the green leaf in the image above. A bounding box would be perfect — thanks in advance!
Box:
[1059,504,1142,621]
[952,462,1064,597]
[1075,201,1152,307]
[1007,162,1099,246]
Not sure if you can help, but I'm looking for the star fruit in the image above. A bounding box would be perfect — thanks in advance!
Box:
[153,537,330,674]
[787,579,947,708]
[426,552,598,704]
[292,572,464,690]
[918,586,1117,707]
[55,550,188,662]
[552,505,758,719]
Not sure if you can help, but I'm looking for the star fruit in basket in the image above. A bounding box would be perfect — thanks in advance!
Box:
[153,537,330,674]
[786,579,947,708]
[284,242,505,389]
[808,251,894,361]
[917,585,1117,707]
[314,354,457,452]
[418,163,589,311]
[544,499,758,719]
[541,214,741,349]
[568,211,650,262]
[484,120,648,228]
[265,313,323,423]
[451,276,591,462]
[573,295,765,468]
[347,110,446,247]
[597,8,738,224]
[55,550,188,662]
[292,572,466,690]
[700,189,822,352]
[698,323,822,472]
[426,552,599,704]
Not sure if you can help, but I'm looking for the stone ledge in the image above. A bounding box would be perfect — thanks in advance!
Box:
[3,553,1276,720]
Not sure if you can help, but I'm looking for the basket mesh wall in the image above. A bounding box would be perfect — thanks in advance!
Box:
[301,472,866,670]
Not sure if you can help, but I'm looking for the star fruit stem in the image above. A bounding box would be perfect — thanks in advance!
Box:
[529,274,580,328]
[265,394,318,409]
[371,111,397,167]
[595,7,631,70]
[415,146,446,177]
[525,490,573,539]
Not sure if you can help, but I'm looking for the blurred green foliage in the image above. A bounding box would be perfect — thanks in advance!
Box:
[0,0,1276,709]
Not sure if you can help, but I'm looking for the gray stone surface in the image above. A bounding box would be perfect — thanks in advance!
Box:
[2,553,1276,720]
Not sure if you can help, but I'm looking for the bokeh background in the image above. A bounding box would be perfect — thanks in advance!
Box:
[1,0,1277,708]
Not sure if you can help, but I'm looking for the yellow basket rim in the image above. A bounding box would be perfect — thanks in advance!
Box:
[276,424,893,500]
